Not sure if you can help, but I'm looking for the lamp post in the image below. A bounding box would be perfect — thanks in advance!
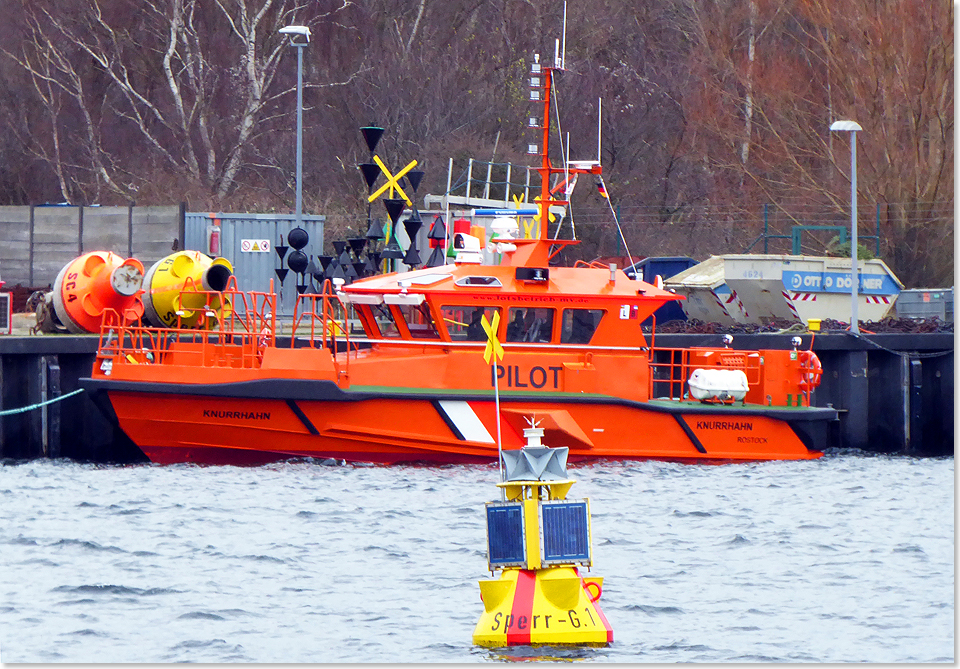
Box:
[280,25,311,229]
[830,119,862,334]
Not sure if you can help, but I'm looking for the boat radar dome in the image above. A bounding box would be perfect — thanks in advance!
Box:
[491,216,519,254]
[490,216,519,238]
[453,232,483,264]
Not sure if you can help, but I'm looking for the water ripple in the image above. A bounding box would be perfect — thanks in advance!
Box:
[672,509,718,517]
[52,584,182,596]
[62,628,108,637]
[51,539,126,554]
[178,611,226,621]
[0,454,952,663]
[622,604,684,616]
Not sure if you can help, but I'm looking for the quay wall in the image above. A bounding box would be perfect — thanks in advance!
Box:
[655,333,953,457]
[0,334,953,462]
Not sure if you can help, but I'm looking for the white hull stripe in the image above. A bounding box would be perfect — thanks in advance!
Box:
[436,400,495,443]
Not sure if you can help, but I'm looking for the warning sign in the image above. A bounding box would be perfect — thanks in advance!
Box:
[241,239,271,253]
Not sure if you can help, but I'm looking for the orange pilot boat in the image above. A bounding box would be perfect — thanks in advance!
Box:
[80,48,836,466]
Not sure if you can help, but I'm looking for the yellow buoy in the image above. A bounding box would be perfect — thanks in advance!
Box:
[142,251,234,329]
[472,424,613,647]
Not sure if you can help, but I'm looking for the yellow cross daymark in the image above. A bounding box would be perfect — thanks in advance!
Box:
[532,196,555,238]
[521,218,538,239]
[481,312,505,364]
[368,155,418,206]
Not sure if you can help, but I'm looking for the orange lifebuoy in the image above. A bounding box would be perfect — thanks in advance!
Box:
[583,580,602,603]
[798,350,823,391]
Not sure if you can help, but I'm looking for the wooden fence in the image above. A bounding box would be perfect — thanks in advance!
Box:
[0,203,185,287]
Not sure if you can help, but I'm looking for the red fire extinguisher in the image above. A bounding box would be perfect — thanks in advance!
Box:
[207,218,221,257]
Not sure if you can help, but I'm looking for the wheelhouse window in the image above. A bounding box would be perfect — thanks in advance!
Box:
[397,303,441,339]
[561,308,604,344]
[371,303,402,338]
[441,306,501,341]
[505,307,554,343]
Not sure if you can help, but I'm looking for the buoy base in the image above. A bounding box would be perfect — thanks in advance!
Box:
[472,567,612,647]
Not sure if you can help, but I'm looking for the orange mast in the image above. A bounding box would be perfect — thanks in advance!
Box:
[509,51,602,268]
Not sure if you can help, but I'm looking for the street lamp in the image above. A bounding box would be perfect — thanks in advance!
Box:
[830,119,862,334]
[280,25,311,229]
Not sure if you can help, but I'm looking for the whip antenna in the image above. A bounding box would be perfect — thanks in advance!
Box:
[597,97,602,163]
[561,1,567,69]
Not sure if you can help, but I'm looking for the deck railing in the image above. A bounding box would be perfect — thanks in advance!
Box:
[648,347,763,401]
[95,276,278,372]
[289,282,355,378]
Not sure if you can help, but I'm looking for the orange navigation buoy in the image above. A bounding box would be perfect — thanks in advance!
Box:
[50,251,145,333]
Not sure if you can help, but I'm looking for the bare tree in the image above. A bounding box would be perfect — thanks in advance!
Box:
[801,0,954,286]
[0,0,950,284]
[3,0,357,205]
[677,0,953,286]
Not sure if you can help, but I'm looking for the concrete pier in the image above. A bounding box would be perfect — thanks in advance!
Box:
[0,333,953,461]
[0,336,145,461]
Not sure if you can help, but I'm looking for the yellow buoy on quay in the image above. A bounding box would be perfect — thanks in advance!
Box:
[142,251,234,328]
[472,423,613,647]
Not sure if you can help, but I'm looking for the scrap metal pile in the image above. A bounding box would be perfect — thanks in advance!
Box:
[651,317,953,335]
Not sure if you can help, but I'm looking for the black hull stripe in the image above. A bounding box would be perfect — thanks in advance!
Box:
[673,415,707,454]
[286,399,319,435]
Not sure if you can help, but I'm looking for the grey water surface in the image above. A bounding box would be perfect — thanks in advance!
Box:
[0,451,953,662]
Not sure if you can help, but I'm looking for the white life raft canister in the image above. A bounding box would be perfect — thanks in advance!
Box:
[687,368,749,402]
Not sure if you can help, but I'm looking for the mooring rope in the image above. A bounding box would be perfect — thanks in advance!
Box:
[841,331,954,359]
[0,388,85,417]
[773,325,953,360]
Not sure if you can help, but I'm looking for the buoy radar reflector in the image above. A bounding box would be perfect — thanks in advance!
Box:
[473,423,613,647]
[49,251,146,333]
[142,251,234,328]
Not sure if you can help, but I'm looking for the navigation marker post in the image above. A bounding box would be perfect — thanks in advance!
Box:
[480,312,505,488]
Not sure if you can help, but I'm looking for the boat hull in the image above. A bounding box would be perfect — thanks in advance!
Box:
[85,378,833,465]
